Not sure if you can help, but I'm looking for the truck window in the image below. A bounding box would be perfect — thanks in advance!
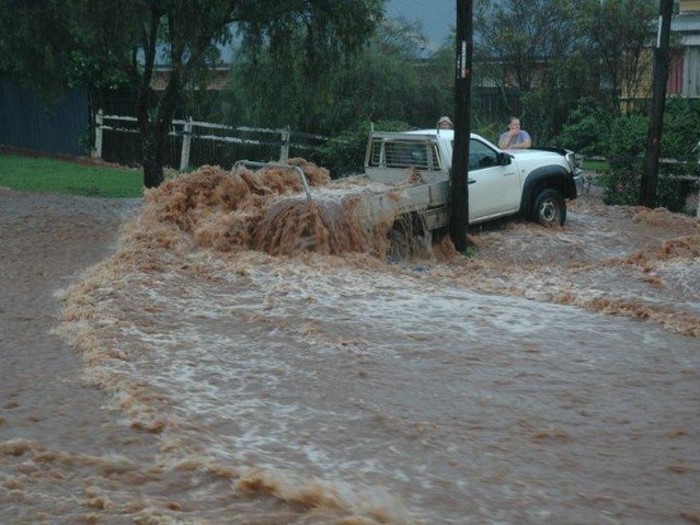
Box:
[369,140,440,170]
[469,139,498,170]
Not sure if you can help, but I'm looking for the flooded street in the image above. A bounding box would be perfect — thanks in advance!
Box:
[1,166,699,524]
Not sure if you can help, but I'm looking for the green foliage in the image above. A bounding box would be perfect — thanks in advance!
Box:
[556,98,700,162]
[1,0,696,214]
[461,246,478,258]
[554,98,614,154]
[473,0,611,143]
[0,153,143,198]
[559,96,700,213]
[473,122,502,146]
[657,98,700,162]
[416,44,455,127]
[597,168,695,213]
[0,0,383,187]
[597,168,639,206]
[476,0,579,92]
[472,0,665,142]
[579,0,658,114]
[0,0,75,102]
[224,19,435,135]
[606,113,648,161]
[316,120,411,178]
[581,159,609,172]
[522,54,603,144]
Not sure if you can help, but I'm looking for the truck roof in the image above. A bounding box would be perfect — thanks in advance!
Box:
[398,129,499,150]
[402,129,457,138]
[393,129,569,159]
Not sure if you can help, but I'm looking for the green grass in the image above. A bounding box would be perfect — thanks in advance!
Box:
[0,153,144,198]
[581,159,608,172]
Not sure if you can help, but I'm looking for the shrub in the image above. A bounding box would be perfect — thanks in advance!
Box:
[317,119,410,178]
[556,98,700,162]
[597,101,700,213]
[555,98,614,155]
[597,167,696,213]
[605,113,647,162]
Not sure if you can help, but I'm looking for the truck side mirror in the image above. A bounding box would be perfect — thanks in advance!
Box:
[499,153,512,166]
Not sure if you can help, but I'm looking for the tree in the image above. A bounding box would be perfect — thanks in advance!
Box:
[475,0,579,94]
[473,0,584,141]
[0,0,383,188]
[224,16,435,135]
[580,0,658,115]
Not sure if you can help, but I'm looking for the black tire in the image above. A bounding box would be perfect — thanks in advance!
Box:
[532,188,566,227]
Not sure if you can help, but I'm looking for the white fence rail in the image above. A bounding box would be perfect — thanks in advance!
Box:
[92,109,328,171]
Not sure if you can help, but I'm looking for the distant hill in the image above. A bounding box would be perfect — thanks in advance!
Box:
[385,0,454,46]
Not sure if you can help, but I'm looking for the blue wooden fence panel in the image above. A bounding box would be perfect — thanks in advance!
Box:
[0,79,88,156]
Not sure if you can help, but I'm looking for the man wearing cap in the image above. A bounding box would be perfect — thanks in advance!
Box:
[437,116,453,129]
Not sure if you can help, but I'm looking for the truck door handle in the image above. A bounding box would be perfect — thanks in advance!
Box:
[468,178,476,184]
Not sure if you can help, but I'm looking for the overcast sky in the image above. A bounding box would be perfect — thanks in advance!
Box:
[385,0,455,46]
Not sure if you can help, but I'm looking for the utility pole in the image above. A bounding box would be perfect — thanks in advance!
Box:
[639,0,673,208]
[450,0,473,253]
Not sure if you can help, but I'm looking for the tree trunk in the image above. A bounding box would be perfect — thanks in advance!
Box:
[142,133,165,189]
[138,111,167,189]
[137,89,177,189]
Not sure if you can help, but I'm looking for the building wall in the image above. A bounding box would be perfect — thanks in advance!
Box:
[667,51,684,94]
[680,0,700,13]
[682,46,700,96]
[671,10,700,98]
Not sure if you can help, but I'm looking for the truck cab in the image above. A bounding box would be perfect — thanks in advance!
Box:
[365,128,580,227]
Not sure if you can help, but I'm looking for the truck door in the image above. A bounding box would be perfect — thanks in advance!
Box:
[467,138,520,221]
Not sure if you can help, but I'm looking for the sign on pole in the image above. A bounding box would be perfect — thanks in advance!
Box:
[449,0,473,253]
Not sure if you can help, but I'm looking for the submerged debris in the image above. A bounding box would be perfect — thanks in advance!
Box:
[138,159,407,258]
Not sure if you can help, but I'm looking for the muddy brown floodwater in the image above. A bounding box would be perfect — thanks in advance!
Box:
[1,164,699,525]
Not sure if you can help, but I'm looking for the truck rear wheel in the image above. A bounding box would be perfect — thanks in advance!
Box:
[388,212,429,260]
[532,188,566,227]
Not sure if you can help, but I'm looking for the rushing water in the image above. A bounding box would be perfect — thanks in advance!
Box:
[1,165,699,524]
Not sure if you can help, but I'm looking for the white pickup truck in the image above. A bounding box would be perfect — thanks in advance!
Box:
[362,128,582,230]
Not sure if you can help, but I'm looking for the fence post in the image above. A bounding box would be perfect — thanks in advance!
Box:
[180,117,193,171]
[279,126,290,161]
[92,109,103,159]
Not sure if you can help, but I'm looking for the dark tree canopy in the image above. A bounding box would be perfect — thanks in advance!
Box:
[0,0,384,187]
[579,0,659,114]
[226,16,438,135]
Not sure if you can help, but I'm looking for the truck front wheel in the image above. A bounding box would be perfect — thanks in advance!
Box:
[532,188,566,227]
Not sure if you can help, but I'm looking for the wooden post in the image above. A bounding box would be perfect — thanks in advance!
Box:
[92,109,103,159]
[640,0,673,208]
[279,127,290,161]
[450,0,473,253]
[179,117,193,171]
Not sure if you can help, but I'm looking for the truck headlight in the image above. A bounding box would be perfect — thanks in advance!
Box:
[565,150,578,174]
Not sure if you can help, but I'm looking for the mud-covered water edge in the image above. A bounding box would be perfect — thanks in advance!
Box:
[1,163,700,525]
[0,189,165,524]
